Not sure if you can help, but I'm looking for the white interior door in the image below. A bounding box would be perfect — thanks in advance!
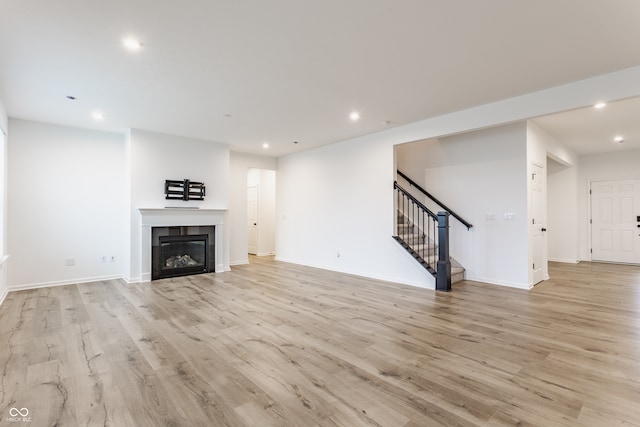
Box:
[531,163,546,284]
[591,180,640,263]
[247,185,258,255]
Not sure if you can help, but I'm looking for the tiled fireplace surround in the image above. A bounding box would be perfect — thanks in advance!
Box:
[138,208,227,282]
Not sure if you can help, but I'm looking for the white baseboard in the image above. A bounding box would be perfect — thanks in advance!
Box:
[230,260,249,266]
[464,275,533,290]
[547,258,580,264]
[548,258,580,264]
[7,275,125,292]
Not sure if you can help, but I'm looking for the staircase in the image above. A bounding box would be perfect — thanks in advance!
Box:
[395,211,465,284]
[393,170,473,291]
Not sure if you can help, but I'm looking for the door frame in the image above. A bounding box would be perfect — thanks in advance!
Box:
[247,184,259,255]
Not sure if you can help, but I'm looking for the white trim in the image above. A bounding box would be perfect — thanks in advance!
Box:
[7,274,125,292]
[548,258,579,264]
[0,287,8,307]
[0,255,8,306]
[587,181,593,262]
[229,260,249,266]
[465,274,533,290]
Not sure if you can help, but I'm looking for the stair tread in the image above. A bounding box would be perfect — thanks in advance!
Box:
[393,234,466,284]
[396,210,466,286]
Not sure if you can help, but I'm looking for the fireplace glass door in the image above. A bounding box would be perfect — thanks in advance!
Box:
[158,234,208,279]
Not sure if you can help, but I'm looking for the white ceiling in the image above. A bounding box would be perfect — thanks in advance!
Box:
[532,96,640,156]
[2,1,640,157]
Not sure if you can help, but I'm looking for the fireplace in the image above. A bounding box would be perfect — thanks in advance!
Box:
[151,226,215,280]
[138,208,227,282]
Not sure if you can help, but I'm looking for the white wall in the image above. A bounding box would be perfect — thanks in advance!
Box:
[547,159,579,263]
[229,152,277,265]
[395,122,579,287]
[0,99,7,304]
[526,122,579,265]
[395,141,431,207]
[127,129,230,281]
[277,135,436,288]
[277,66,640,290]
[398,123,530,288]
[7,119,127,289]
[526,121,580,282]
[577,148,640,261]
[0,99,7,132]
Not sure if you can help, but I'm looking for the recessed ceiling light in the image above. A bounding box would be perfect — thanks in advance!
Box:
[614,135,624,143]
[123,37,143,51]
[594,102,606,109]
[262,142,270,149]
[349,111,360,121]
[92,112,104,120]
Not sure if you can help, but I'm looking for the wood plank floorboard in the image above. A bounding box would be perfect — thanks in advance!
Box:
[1,257,640,426]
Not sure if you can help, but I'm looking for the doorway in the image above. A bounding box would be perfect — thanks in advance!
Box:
[247,169,276,257]
[591,179,640,264]
[530,162,546,285]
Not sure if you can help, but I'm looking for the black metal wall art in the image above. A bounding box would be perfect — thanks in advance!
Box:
[165,179,206,201]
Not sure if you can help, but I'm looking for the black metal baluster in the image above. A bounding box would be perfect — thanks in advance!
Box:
[404,194,408,242]
[396,187,399,236]
[422,208,425,262]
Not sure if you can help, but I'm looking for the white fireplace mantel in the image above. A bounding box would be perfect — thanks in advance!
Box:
[138,208,227,281]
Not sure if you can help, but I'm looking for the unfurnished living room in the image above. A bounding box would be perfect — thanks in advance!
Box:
[2,1,640,426]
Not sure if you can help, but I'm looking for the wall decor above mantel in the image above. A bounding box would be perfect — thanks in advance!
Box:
[165,179,206,201]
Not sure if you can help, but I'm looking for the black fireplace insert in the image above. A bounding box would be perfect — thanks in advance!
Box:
[151,226,215,280]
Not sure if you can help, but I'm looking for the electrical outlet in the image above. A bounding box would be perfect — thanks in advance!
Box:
[65,258,76,267]
[101,256,108,263]
[110,256,116,263]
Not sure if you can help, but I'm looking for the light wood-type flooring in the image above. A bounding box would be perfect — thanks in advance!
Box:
[1,257,640,426]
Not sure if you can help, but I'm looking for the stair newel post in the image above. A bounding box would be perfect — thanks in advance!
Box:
[436,211,452,292]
